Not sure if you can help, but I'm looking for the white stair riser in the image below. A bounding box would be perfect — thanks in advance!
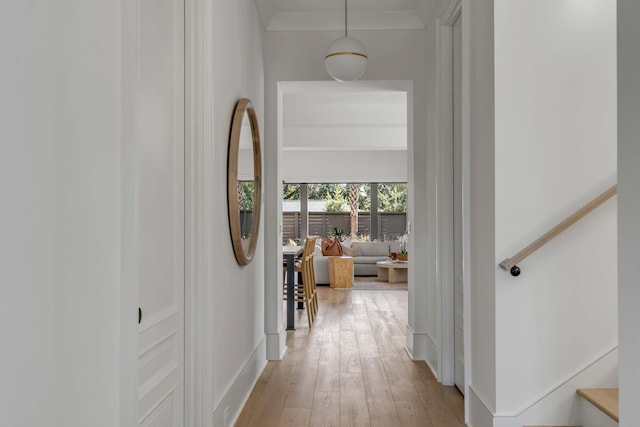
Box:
[580,399,618,427]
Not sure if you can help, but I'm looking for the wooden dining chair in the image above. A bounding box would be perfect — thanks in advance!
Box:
[283,237,318,327]
[282,238,312,294]
[302,241,318,324]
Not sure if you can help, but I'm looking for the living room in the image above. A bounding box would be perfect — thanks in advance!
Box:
[282,182,409,289]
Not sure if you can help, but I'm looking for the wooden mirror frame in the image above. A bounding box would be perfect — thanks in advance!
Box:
[228,98,262,266]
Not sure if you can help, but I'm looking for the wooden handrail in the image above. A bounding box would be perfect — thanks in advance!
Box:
[499,184,617,276]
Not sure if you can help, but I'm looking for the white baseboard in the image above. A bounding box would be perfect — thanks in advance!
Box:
[212,337,268,427]
[406,325,437,360]
[424,332,438,377]
[405,324,439,373]
[266,329,287,360]
[405,324,419,359]
[468,387,496,427]
[468,347,618,427]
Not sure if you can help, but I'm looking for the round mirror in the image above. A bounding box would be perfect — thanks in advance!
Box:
[228,98,262,266]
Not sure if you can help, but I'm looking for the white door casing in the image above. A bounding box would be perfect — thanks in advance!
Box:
[436,0,462,387]
[137,0,185,425]
[452,13,465,394]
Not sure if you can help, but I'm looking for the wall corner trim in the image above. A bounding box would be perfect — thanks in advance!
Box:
[468,385,497,427]
[266,330,287,360]
[428,0,462,28]
[405,324,438,365]
[441,0,462,26]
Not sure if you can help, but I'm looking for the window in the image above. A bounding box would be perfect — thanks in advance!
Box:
[282,182,407,243]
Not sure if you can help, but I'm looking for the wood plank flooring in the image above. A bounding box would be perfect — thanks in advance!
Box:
[236,287,465,427]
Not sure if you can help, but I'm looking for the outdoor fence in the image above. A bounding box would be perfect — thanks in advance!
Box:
[282,212,407,244]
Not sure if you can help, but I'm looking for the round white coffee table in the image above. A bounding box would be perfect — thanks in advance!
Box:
[376,260,408,283]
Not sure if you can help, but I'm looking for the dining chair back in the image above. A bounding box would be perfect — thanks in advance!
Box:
[283,237,318,327]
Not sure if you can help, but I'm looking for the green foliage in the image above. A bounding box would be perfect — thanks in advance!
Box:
[281,182,407,213]
[378,183,407,212]
[308,183,342,200]
[282,184,300,200]
[323,199,348,212]
[239,181,254,211]
[358,184,371,211]
[323,185,349,212]
[306,183,371,212]
[331,227,345,238]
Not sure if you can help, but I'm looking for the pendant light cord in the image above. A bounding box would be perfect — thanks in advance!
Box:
[345,0,348,37]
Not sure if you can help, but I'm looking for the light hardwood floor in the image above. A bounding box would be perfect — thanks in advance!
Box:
[236,287,465,427]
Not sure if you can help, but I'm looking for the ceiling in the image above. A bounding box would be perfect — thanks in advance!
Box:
[253,0,438,31]
[282,81,407,152]
[284,90,407,151]
[280,83,409,183]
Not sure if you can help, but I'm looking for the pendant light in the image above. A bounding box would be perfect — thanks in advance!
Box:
[324,0,368,82]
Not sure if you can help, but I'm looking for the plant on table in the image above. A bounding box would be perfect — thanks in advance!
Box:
[397,232,408,260]
[331,227,345,241]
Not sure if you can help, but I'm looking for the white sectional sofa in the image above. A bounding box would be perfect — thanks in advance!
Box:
[313,240,402,285]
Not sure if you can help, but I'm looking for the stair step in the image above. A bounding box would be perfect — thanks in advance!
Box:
[576,388,619,422]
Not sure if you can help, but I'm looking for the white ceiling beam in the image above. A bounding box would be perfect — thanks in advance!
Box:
[284,106,407,127]
[265,10,426,31]
[283,126,407,151]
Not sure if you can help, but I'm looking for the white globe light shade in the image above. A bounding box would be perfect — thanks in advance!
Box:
[324,36,368,82]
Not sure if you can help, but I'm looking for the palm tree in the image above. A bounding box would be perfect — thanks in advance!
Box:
[349,183,359,238]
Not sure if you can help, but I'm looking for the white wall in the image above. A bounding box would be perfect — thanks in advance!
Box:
[282,150,407,183]
[450,0,618,424]
[263,29,429,361]
[1,1,122,426]
[618,1,640,425]
[210,0,267,424]
[465,0,498,415]
[493,0,617,417]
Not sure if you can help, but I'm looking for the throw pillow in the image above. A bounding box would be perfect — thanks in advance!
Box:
[322,237,343,256]
[341,243,361,257]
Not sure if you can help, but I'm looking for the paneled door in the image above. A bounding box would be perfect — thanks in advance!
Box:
[452,14,465,394]
[137,0,184,425]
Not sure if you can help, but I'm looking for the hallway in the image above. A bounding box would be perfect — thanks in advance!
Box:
[236,287,465,426]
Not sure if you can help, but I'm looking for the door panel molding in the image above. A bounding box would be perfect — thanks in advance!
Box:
[137,0,185,425]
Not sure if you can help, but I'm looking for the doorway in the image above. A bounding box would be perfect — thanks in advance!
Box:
[274,80,414,345]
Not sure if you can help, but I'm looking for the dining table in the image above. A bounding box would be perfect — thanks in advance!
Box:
[282,245,303,330]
